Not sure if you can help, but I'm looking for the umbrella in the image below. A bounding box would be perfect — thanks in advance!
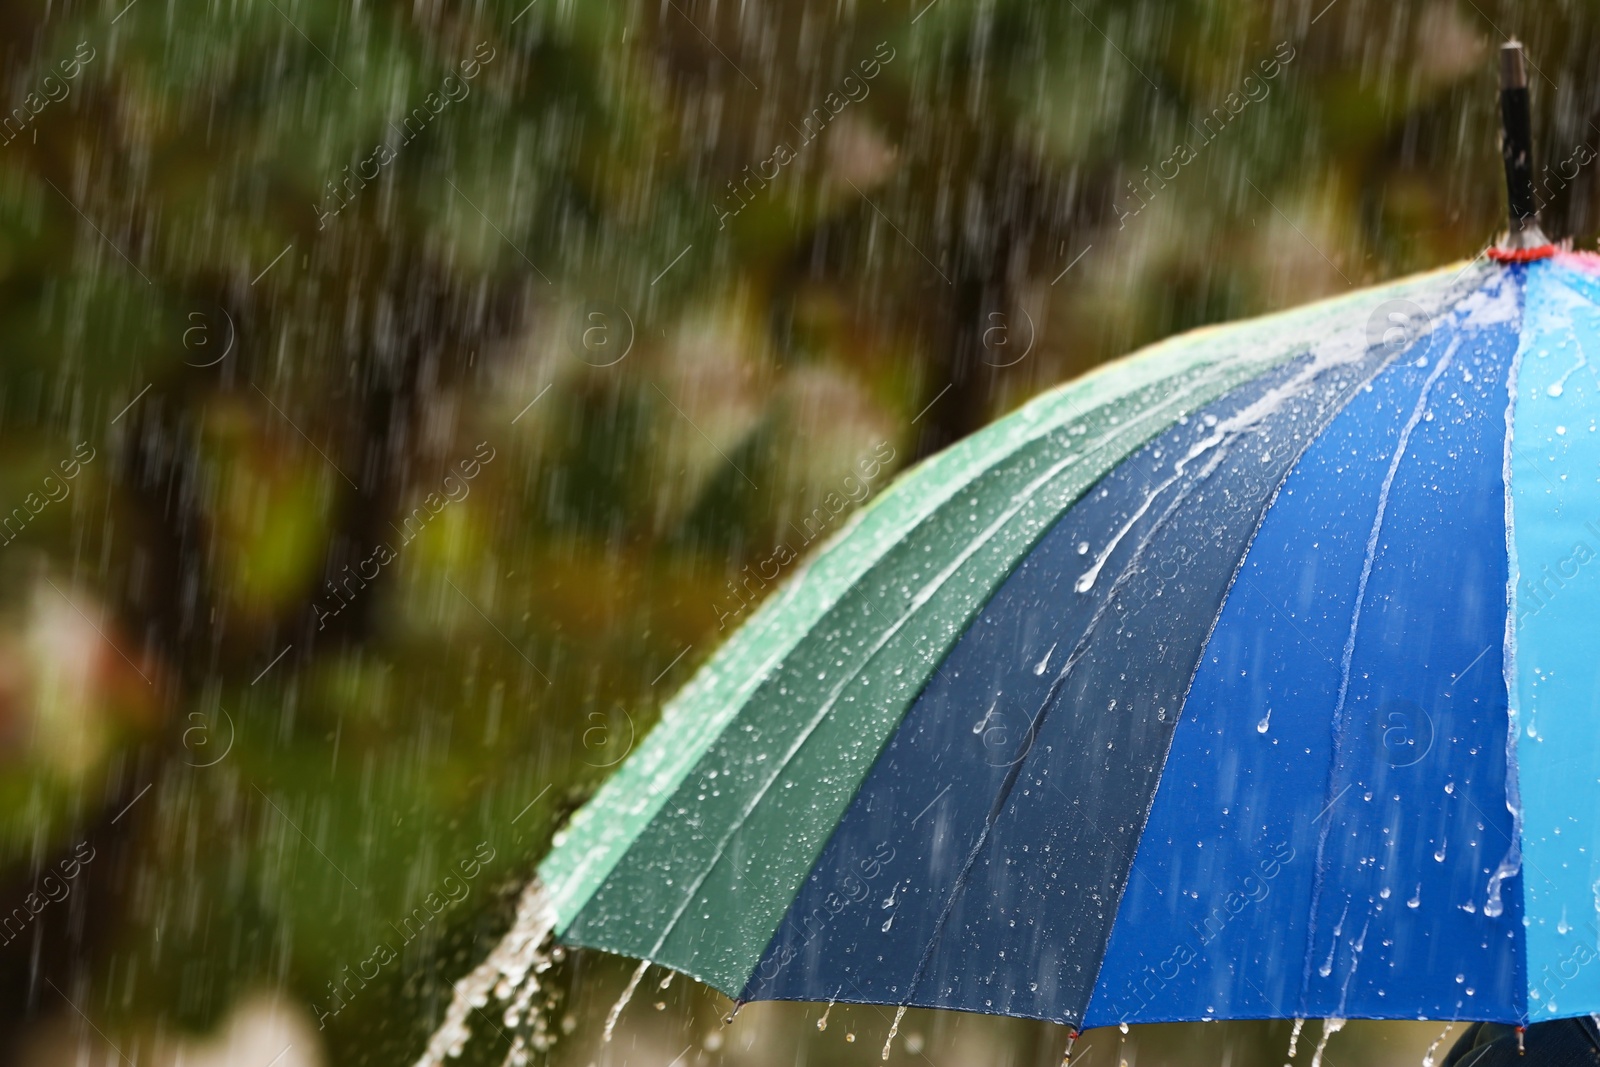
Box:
[419,42,1591,1066]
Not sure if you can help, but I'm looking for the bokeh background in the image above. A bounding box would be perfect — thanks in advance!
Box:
[1,0,1597,1063]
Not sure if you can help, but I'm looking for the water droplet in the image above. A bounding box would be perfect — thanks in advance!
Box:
[1422,1023,1454,1067]
[1287,1017,1306,1058]
[604,959,652,1042]
[1309,1018,1345,1067]
[882,1005,907,1060]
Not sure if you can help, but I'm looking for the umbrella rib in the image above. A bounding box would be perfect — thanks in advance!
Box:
[1083,295,1455,1027]
[1294,332,1463,1012]
[1048,781,1167,904]
[682,342,1291,812]
[635,382,1224,974]
[896,297,1442,1017]
[729,336,1352,1000]
[897,425,1244,1013]
[639,444,1100,968]
[1095,266,1482,1023]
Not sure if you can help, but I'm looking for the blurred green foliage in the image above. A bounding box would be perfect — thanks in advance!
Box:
[0,0,1596,1063]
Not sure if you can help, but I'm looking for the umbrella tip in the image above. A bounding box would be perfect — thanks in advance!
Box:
[1500,40,1526,90]
[1490,39,1555,261]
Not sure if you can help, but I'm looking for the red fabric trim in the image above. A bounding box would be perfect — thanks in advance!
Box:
[1488,244,1558,263]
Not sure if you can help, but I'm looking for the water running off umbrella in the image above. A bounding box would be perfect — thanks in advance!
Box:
[411,879,562,1067]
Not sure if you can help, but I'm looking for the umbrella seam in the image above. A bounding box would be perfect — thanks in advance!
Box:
[1294,267,1517,1019]
[1075,278,1466,1028]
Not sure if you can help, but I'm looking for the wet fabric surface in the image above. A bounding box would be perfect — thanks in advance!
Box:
[546,258,1600,1028]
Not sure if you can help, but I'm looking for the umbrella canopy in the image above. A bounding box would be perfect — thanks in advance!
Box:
[536,252,1600,1031]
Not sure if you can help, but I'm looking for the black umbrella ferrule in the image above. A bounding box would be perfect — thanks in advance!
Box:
[1500,44,1536,226]
[1491,41,1553,260]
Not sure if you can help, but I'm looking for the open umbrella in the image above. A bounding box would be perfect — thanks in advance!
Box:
[419,42,1596,1066]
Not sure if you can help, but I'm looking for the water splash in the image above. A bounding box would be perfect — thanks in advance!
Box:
[882,1005,907,1060]
[1076,320,1411,595]
[603,959,652,1042]
[1308,1018,1345,1067]
[500,948,560,1066]
[1421,1023,1454,1067]
[817,1000,834,1031]
[1492,308,1528,922]
[500,976,559,1067]
[412,878,560,1067]
[1286,1016,1306,1059]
